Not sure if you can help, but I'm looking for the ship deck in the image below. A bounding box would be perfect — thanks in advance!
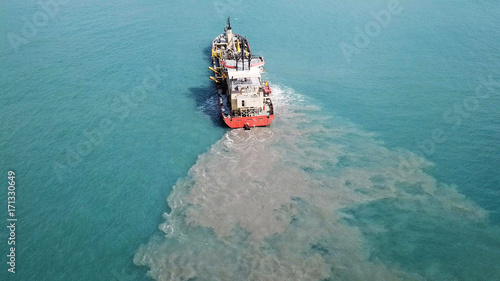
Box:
[218,89,272,119]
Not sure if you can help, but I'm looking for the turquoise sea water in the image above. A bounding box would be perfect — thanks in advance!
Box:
[1,0,499,280]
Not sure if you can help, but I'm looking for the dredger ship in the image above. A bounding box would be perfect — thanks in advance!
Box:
[210,18,274,129]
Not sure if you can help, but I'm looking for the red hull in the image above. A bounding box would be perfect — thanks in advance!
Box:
[223,115,274,128]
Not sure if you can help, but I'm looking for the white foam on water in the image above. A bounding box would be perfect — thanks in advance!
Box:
[134,85,489,281]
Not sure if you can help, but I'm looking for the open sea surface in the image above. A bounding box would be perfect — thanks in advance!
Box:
[1,0,499,280]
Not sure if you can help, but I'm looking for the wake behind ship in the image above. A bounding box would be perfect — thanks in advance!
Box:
[210,18,274,129]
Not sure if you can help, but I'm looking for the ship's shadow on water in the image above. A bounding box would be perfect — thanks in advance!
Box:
[187,47,226,128]
[187,84,225,128]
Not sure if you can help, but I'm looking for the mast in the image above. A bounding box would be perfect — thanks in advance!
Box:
[225,17,234,52]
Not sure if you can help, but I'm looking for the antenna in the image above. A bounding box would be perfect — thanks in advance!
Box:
[226,17,231,30]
